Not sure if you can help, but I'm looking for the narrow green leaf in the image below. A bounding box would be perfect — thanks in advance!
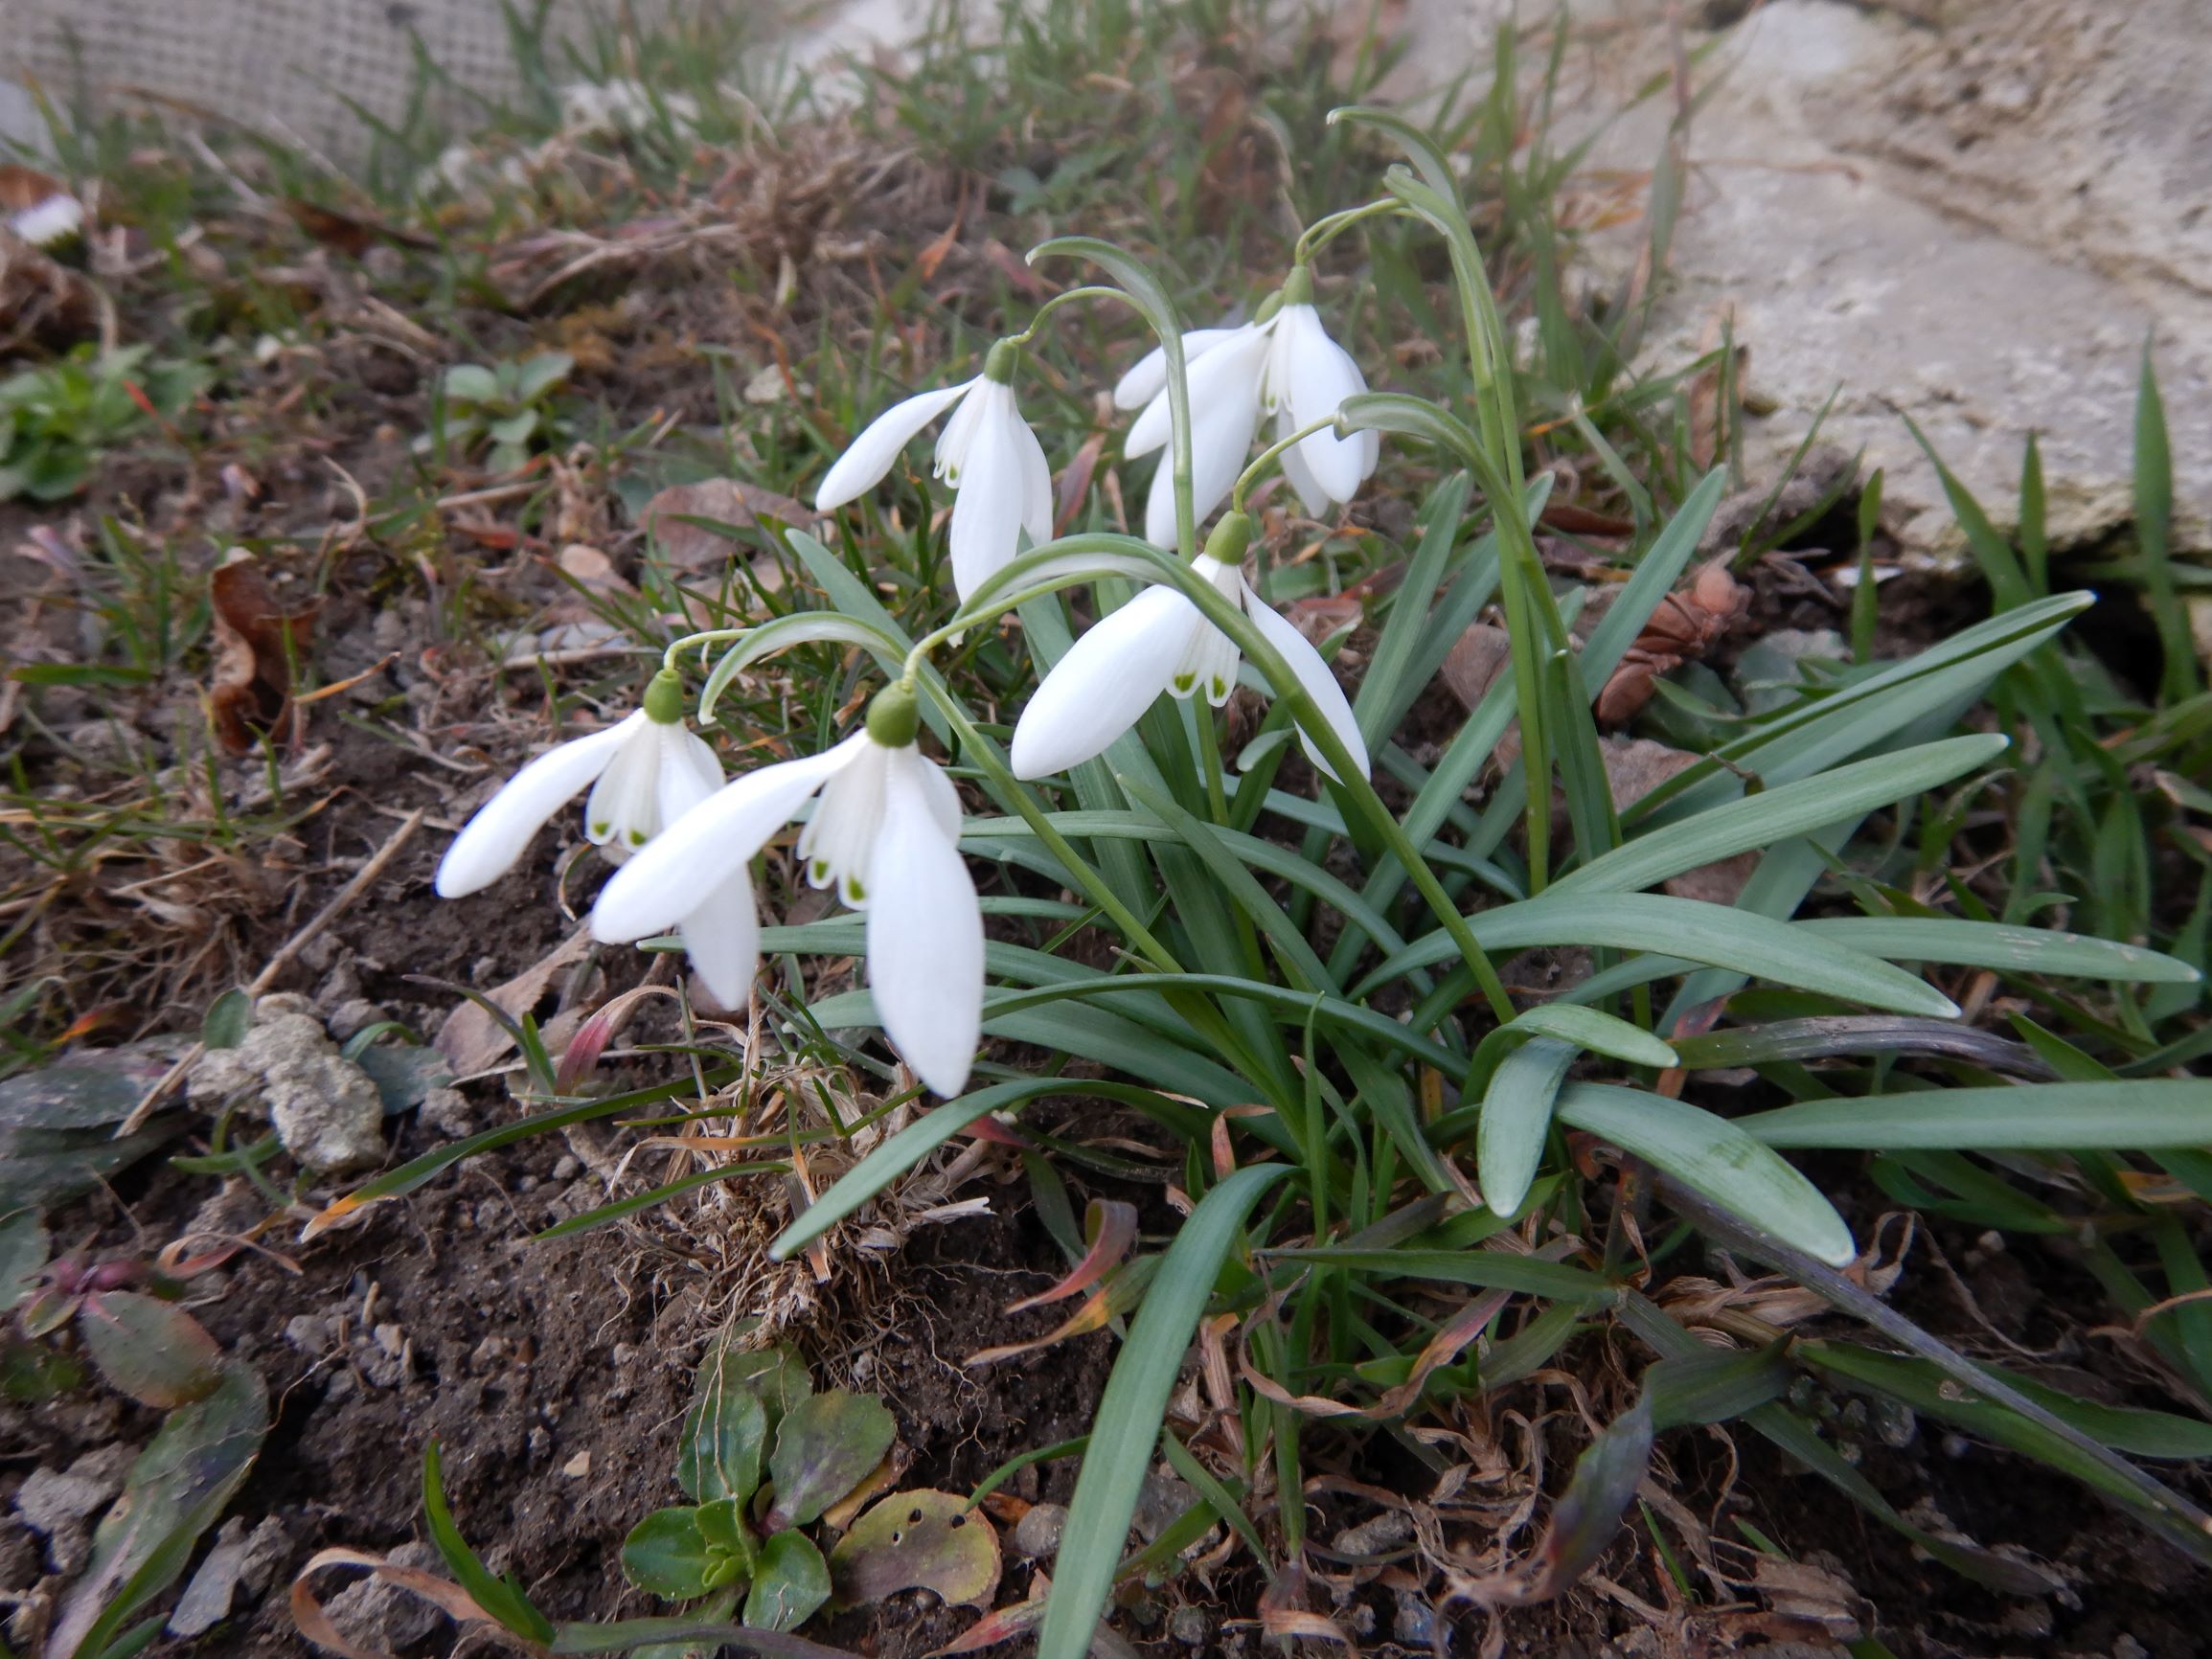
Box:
[1741,1079,2212,1149]
[1477,1036,1576,1221]
[770,1079,1206,1262]
[1581,468,1727,689]
[1037,1164,1287,1659]
[1359,892,1959,1017]
[422,1442,555,1643]
[1806,916,2199,984]
[1553,735,2009,898]
[1556,1083,1856,1265]
[2133,340,2198,702]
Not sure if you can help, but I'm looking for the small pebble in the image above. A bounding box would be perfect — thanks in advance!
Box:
[552,1155,581,1181]
[284,1315,332,1353]
[1011,1503,1067,1559]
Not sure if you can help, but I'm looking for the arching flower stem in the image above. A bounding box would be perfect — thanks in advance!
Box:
[1232,416,1345,513]
[1130,543,1519,1026]
[904,666,1297,1112]
[1293,197,1404,265]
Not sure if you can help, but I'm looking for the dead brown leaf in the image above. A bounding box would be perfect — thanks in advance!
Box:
[1594,559,1748,726]
[434,926,594,1075]
[641,477,820,570]
[208,551,321,756]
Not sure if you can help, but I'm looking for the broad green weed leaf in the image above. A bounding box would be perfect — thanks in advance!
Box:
[747,1531,833,1630]
[765,1390,895,1531]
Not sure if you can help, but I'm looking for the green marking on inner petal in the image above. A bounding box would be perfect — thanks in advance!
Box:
[811,860,831,883]
[844,875,866,903]
[1173,672,1196,693]
[591,820,611,836]
[1210,675,1228,699]
[627,830,648,847]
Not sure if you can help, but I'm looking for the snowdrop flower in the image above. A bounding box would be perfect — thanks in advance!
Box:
[8,191,83,248]
[1115,267,1379,548]
[1011,512,1369,784]
[435,671,759,1004]
[815,339,1051,600]
[592,686,984,1097]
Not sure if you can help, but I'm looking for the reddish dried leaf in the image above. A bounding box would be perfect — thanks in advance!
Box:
[1538,500,1635,537]
[1003,1199,1136,1315]
[284,197,436,255]
[208,554,320,755]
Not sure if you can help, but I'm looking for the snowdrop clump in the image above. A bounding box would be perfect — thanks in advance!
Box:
[437,250,1383,1101]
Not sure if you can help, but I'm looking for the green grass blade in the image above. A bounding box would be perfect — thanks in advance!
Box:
[1580,467,1727,688]
[422,1442,555,1642]
[1358,892,1960,1017]
[1356,472,1472,748]
[771,1079,1203,1261]
[1804,917,2201,983]
[1901,411,2032,612]
[1038,1164,1288,1659]
[2132,339,2199,702]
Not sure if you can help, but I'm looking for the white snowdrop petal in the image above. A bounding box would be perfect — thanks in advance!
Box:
[1111,328,1243,412]
[1142,350,1269,549]
[1282,307,1371,505]
[678,870,761,1012]
[593,735,867,942]
[1123,325,1267,459]
[1012,398,1056,550]
[1275,404,1331,517]
[934,376,995,482]
[915,747,965,843]
[866,753,984,1098]
[1011,583,1197,778]
[1243,586,1371,783]
[650,724,724,841]
[803,740,892,905]
[9,194,82,247]
[583,722,662,849]
[671,728,726,801]
[946,397,1029,600]
[435,714,644,898]
[815,379,974,510]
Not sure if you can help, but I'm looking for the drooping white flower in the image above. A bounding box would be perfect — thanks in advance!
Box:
[1115,268,1379,548]
[591,687,984,1097]
[815,340,1051,600]
[1010,512,1369,784]
[7,192,83,248]
[434,672,759,1006]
